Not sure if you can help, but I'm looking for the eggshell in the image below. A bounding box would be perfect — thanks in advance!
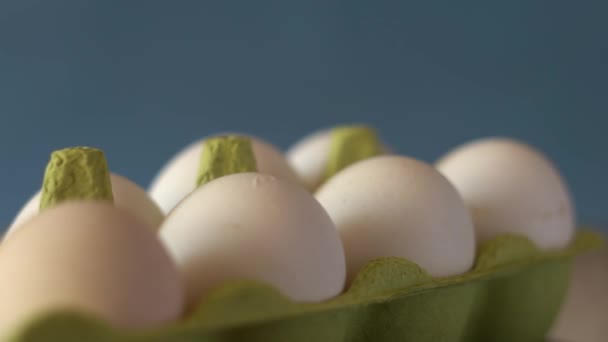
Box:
[0,202,184,338]
[436,138,575,249]
[550,244,608,342]
[315,155,476,281]
[159,172,346,308]
[286,128,391,190]
[5,173,164,238]
[149,135,300,214]
[286,129,332,190]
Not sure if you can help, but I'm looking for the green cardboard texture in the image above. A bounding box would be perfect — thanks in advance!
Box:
[8,230,602,342]
[322,125,382,185]
[39,147,113,210]
[196,136,258,187]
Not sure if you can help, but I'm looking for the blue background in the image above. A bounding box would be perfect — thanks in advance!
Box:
[0,1,606,231]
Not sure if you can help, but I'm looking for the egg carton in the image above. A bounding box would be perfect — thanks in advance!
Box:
[9,229,601,342]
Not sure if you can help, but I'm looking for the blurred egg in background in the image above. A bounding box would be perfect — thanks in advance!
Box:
[549,236,608,342]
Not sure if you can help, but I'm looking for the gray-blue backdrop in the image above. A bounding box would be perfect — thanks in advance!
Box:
[0,1,606,231]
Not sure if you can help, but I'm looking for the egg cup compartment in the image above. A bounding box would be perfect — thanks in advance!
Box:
[9,229,601,342]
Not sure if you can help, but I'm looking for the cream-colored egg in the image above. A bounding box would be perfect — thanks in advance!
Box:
[149,135,300,214]
[436,138,575,249]
[550,244,608,342]
[159,172,346,308]
[315,155,476,281]
[0,202,184,338]
[286,128,391,190]
[286,129,332,190]
[5,173,164,238]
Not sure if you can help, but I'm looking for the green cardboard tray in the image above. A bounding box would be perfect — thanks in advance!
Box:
[8,229,602,342]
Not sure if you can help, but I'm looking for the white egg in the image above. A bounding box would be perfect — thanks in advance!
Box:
[286,129,333,190]
[286,128,391,190]
[436,138,575,249]
[550,244,608,342]
[149,135,300,214]
[5,173,164,238]
[159,172,346,308]
[315,155,476,281]
[0,202,184,339]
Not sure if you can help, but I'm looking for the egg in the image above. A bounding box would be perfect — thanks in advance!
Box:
[286,129,332,190]
[286,127,390,190]
[315,155,476,281]
[0,202,184,339]
[149,135,300,214]
[159,172,346,308]
[435,138,575,249]
[550,244,608,342]
[5,173,164,238]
